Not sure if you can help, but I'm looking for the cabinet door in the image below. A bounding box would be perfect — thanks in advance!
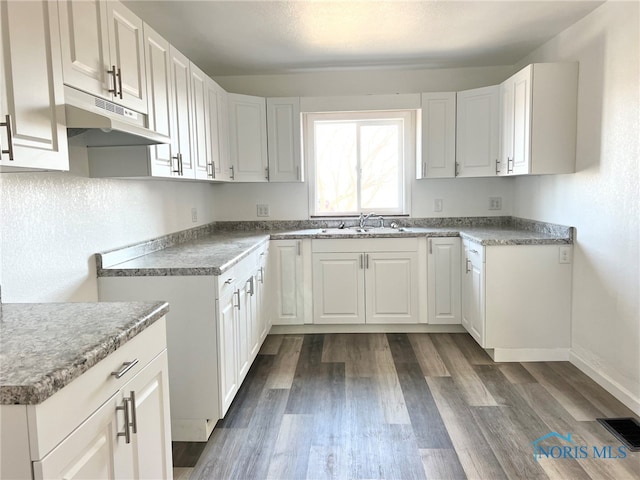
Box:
[106,1,147,113]
[365,252,419,324]
[33,392,126,479]
[206,77,230,181]
[122,351,172,480]
[312,252,365,324]
[498,80,513,176]
[456,85,499,177]
[427,238,462,324]
[267,97,301,182]
[269,240,305,325]
[169,46,193,178]
[190,62,210,180]
[461,242,485,346]
[256,250,269,342]
[247,275,261,362]
[420,92,456,178]
[228,93,268,182]
[0,0,69,171]
[237,282,251,382]
[58,0,110,100]
[218,290,238,415]
[511,66,532,175]
[143,23,174,177]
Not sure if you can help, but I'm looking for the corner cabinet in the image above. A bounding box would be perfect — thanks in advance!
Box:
[499,63,578,175]
[268,239,310,326]
[228,93,268,182]
[461,239,572,362]
[455,85,500,178]
[0,0,69,172]
[419,92,456,178]
[311,238,426,325]
[427,237,462,324]
[2,319,172,480]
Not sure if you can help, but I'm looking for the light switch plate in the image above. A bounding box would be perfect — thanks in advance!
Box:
[559,246,572,264]
[489,196,502,210]
[434,199,443,212]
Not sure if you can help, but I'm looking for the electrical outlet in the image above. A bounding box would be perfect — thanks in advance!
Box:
[489,196,502,210]
[434,198,443,212]
[191,207,198,223]
[559,246,572,264]
[256,204,270,217]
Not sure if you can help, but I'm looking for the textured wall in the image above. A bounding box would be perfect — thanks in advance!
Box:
[0,143,216,303]
[512,2,640,412]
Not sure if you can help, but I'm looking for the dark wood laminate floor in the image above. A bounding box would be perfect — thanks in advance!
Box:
[176,333,640,480]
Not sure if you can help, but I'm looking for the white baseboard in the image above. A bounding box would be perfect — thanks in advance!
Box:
[570,350,640,416]
[269,324,467,335]
[171,418,216,442]
[488,348,570,362]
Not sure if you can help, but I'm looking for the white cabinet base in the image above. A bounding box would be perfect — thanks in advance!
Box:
[487,347,570,363]
[271,324,466,335]
[170,418,217,443]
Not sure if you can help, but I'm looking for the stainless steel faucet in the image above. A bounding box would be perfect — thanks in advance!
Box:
[359,212,376,228]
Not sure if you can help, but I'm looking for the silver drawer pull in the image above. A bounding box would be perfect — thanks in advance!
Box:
[111,359,139,379]
[224,278,235,285]
[470,249,479,254]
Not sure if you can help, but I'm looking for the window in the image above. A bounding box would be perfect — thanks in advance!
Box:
[305,110,414,216]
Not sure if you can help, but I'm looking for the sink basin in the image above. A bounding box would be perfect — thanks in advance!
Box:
[318,227,410,234]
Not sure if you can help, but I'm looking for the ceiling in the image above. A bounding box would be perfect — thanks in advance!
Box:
[123,0,604,77]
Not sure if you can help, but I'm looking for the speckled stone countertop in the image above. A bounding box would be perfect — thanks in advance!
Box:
[97,217,573,278]
[0,301,169,405]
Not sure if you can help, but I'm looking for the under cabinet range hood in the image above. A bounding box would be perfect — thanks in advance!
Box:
[64,86,170,147]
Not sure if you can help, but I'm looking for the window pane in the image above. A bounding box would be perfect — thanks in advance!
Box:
[315,122,358,214]
[360,123,400,210]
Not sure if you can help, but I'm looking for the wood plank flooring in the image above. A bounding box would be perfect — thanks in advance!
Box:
[175,333,640,480]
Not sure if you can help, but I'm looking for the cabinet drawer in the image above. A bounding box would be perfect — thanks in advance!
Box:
[27,318,167,460]
[218,264,239,297]
[464,241,485,263]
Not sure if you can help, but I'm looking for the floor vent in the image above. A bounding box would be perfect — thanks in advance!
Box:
[597,417,640,451]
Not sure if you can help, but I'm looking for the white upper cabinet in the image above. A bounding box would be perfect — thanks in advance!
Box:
[0,0,69,172]
[206,78,231,181]
[456,85,500,177]
[189,62,210,180]
[266,97,302,182]
[419,92,456,178]
[169,46,194,178]
[143,23,173,177]
[228,93,268,182]
[58,0,147,113]
[499,63,578,176]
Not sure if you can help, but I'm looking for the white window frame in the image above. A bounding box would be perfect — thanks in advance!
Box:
[305,110,415,217]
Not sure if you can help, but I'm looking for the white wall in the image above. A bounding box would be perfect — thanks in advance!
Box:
[214,65,516,220]
[512,2,640,413]
[0,143,217,303]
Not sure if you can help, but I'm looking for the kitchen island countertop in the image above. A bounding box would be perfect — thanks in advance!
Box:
[0,301,169,405]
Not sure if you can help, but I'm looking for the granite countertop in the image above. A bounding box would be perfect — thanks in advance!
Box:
[97,221,572,278]
[99,232,270,277]
[0,301,169,405]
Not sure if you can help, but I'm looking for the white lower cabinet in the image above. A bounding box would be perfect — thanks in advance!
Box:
[268,239,310,326]
[98,244,270,440]
[2,319,172,480]
[427,237,462,324]
[311,238,425,325]
[461,239,572,361]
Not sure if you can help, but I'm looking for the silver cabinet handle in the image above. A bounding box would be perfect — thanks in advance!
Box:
[172,154,181,175]
[207,161,215,178]
[455,162,460,176]
[179,153,184,176]
[465,259,471,273]
[116,397,131,444]
[365,253,369,269]
[360,253,364,269]
[234,289,241,310]
[470,249,479,254]
[1,114,14,161]
[107,65,118,95]
[117,67,123,99]
[129,391,137,434]
[495,158,500,175]
[297,241,301,256]
[507,157,514,173]
[259,266,264,284]
[224,277,235,285]
[247,277,255,296]
[429,239,432,254]
[230,165,235,180]
[265,166,269,180]
[111,359,139,379]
